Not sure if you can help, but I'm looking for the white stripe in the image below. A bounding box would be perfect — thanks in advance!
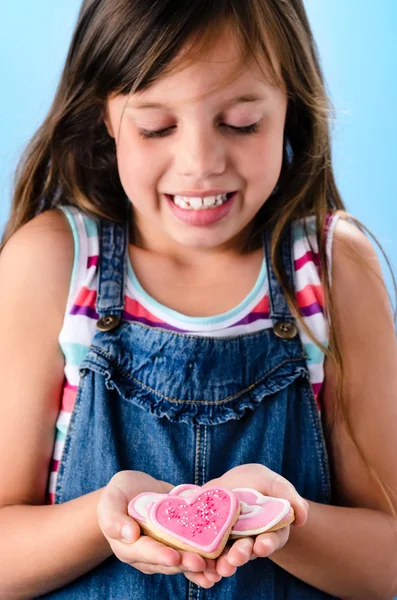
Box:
[48,471,58,494]
[53,440,65,461]
[184,318,275,338]
[60,314,98,346]
[56,410,72,428]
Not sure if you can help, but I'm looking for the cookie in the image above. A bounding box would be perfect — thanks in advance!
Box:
[127,492,165,535]
[229,488,295,538]
[127,485,294,552]
[170,484,295,536]
[131,486,240,559]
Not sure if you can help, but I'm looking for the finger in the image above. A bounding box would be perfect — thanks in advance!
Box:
[133,561,185,575]
[97,485,141,543]
[126,534,182,567]
[179,551,207,573]
[204,558,217,571]
[201,558,223,582]
[253,527,290,557]
[184,572,216,589]
[215,550,238,578]
[224,537,255,567]
[203,570,223,583]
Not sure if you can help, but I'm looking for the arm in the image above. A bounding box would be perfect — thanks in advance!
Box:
[0,211,112,599]
[269,220,397,599]
[0,211,211,598]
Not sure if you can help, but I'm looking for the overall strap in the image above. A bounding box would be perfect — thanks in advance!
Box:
[264,224,298,337]
[96,216,129,324]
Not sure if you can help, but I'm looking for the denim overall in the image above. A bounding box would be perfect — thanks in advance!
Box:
[40,216,337,599]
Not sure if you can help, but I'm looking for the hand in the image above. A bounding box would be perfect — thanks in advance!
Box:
[97,470,219,586]
[185,464,309,585]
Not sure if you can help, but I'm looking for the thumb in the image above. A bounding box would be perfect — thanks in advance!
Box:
[97,485,141,544]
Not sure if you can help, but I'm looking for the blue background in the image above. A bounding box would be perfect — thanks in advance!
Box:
[0,1,396,296]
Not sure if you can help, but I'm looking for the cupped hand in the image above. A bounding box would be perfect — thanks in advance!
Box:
[199,463,309,579]
[97,470,218,587]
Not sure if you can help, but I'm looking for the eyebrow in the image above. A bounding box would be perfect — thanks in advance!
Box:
[127,94,267,110]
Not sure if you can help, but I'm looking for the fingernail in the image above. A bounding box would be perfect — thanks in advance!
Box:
[121,524,134,542]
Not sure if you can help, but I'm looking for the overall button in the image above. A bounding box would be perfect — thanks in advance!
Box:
[96,315,121,332]
[273,321,298,339]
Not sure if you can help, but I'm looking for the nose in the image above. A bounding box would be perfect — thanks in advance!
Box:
[175,126,226,179]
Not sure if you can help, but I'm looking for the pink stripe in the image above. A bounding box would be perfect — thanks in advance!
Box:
[74,286,97,308]
[64,378,77,393]
[294,250,319,271]
[87,255,99,268]
[62,386,77,413]
[48,492,55,505]
[296,284,324,308]
[312,382,322,396]
[51,459,60,472]
[124,296,165,324]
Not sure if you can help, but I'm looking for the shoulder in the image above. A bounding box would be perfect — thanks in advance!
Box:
[0,209,74,323]
[330,217,389,314]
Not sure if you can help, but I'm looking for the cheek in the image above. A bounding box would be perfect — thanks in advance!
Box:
[236,133,284,188]
[115,138,164,191]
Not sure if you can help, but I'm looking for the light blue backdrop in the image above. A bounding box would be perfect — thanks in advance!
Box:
[0,1,396,295]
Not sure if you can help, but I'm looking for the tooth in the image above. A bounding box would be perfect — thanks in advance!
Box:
[174,196,190,209]
[188,197,203,209]
[203,196,216,207]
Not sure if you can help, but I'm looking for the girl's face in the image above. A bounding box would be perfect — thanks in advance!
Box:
[105,30,288,256]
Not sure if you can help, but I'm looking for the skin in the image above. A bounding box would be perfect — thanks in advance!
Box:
[104,29,288,321]
[0,26,396,600]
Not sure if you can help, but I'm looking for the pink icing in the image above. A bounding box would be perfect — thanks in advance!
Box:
[231,488,291,535]
[234,490,262,505]
[147,487,239,553]
[128,492,166,523]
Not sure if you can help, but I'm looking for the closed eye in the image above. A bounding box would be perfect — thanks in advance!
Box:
[138,122,260,139]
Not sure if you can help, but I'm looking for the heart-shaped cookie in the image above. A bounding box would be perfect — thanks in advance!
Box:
[127,485,294,547]
[230,488,294,537]
[146,487,240,558]
[169,485,294,535]
[128,492,165,523]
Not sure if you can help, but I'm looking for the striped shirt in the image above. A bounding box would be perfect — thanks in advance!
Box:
[49,206,338,503]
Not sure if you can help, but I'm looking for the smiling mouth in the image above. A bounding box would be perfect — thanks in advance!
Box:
[166,192,236,210]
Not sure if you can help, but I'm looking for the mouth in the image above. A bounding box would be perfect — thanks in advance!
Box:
[165,191,236,211]
[164,191,238,227]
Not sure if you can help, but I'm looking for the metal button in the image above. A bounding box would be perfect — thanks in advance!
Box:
[96,315,121,332]
[273,321,298,340]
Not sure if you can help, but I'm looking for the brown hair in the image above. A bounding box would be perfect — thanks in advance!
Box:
[2,0,396,507]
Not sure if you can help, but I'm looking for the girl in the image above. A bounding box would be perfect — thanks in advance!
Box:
[0,0,396,598]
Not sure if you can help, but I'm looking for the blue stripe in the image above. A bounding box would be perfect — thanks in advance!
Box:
[60,342,89,366]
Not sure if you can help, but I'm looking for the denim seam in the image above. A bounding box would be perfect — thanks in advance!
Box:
[189,426,202,600]
[202,426,208,485]
[194,426,201,486]
[91,349,305,404]
[304,384,331,502]
[55,374,88,504]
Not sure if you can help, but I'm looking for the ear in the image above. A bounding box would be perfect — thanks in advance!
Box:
[103,103,115,138]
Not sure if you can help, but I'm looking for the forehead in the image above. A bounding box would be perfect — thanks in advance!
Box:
[131,28,283,107]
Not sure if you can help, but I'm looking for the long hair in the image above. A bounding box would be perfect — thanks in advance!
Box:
[3,0,396,509]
